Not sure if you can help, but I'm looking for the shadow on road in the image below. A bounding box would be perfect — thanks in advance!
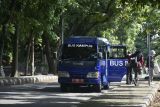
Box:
[0,82,104,107]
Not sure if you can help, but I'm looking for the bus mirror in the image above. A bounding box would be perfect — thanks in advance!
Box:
[98,52,103,59]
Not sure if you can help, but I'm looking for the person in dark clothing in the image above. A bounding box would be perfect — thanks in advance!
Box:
[137,52,144,75]
[126,49,144,84]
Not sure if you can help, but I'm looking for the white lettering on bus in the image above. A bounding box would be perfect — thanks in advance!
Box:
[110,60,128,66]
[68,44,93,48]
[68,44,75,47]
[124,60,128,66]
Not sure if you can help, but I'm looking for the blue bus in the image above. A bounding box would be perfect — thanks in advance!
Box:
[58,36,127,92]
[108,45,128,82]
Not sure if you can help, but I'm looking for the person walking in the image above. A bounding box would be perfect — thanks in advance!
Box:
[136,52,144,75]
[126,51,132,84]
[126,49,144,84]
[146,50,156,82]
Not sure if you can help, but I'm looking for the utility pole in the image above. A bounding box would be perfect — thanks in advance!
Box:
[147,34,151,86]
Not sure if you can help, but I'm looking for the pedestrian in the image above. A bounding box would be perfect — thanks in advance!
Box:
[146,50,156,82]
[126,51,132,84]
[127,49,143,84]
[136,52,144,75]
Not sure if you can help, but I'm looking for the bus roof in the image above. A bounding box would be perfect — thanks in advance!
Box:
[64,36,110,45]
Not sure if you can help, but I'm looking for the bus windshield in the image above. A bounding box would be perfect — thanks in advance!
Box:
[61,44,97,61]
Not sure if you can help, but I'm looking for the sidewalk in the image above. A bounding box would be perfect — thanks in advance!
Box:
[78,80,160,107]
[0,74,58,86]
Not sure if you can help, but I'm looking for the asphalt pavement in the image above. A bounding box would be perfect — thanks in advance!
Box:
[0,74,160,107]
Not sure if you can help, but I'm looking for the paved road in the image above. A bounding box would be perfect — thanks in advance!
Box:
[0,79,159,107]
[0,80,111,107]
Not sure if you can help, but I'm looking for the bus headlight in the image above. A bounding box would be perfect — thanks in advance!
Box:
[87,72,99,78]
[58,71,70,78]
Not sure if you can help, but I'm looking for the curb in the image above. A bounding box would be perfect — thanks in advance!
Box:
[0,75,58,86]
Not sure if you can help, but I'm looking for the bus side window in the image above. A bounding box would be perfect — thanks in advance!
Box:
[98,45,106,59]
[103,49,106,59]
[102,46,107,59]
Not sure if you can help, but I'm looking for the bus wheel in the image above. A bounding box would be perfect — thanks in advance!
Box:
[93,84,101,92]
[103,84,109,89]
[60,84,67,92]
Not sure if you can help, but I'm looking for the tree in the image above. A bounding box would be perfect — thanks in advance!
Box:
[0,0,159,77]
[10,23,19,77]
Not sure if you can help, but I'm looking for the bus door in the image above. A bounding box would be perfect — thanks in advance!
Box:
[98,45,108,86]
[108,45,128,82]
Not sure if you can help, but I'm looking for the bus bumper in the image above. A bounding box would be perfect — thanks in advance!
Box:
[58,77,101,85]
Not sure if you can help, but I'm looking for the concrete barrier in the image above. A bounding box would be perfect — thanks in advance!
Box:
[0,75,58,86]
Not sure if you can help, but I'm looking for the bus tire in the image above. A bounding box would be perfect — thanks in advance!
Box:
[93,84,101,92]
[93,78,102,92]
[103,84,109,89]
[60,84,67,92]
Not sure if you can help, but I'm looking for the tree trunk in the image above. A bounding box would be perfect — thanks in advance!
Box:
[25,44,31,76]
[11,23,19,77]
[0,24,7,77]
[25,32,32,76]
[42,33,55,74]
[31,35,35,75]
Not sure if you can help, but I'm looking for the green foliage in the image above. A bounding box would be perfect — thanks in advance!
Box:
[0,0,159,66]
